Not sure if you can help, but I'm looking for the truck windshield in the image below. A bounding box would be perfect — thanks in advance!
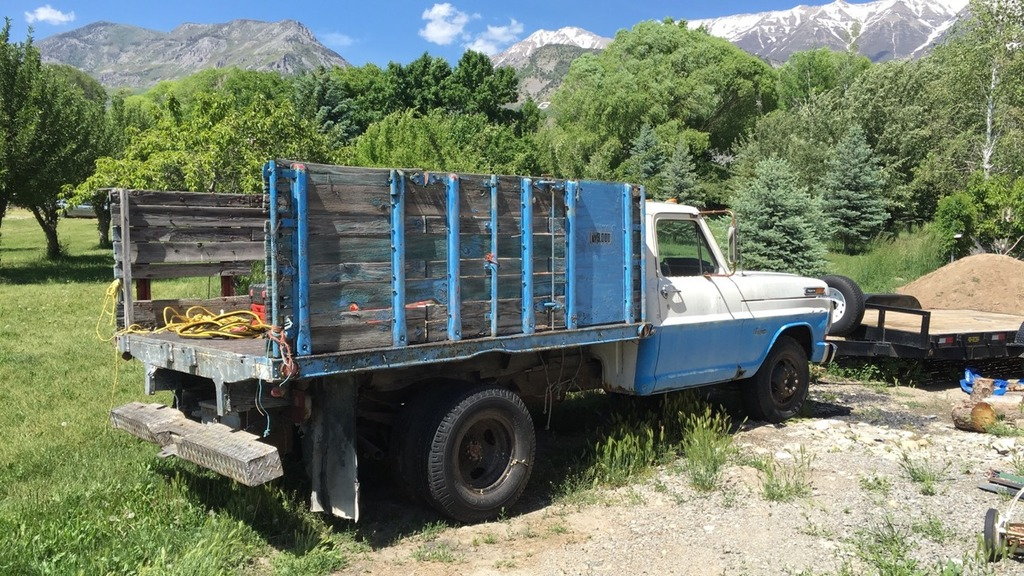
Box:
[656,219,719,277]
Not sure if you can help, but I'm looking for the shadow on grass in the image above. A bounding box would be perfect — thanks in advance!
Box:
[0,252,112,284]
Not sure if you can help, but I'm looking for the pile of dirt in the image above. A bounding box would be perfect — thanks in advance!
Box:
[898,253,1024,314]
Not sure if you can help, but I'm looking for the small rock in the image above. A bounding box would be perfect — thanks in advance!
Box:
[993,438,1016,455]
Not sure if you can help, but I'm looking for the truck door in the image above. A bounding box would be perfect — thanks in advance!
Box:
[645,216,749,392]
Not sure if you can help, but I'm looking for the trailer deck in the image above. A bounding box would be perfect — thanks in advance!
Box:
[831,299,1024,360]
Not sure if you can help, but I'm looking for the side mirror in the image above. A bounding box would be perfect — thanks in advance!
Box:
[727,225,739,268]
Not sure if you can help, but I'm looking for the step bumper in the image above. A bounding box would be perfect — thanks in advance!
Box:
[110,402,283,486]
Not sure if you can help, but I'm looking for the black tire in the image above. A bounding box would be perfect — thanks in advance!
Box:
[821,274,865,337]
[396,385,536,522]
[984,507,1004,562]
[744,336,809,424]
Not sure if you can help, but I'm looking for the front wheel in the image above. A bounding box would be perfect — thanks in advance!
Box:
[744,336,809,423]
[397,385,536,522]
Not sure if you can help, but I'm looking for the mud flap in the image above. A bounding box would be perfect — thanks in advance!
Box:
[306,376,359,520]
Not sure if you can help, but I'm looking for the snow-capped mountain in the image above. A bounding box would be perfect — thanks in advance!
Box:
[689,0,969,62]
[492,27,612,69]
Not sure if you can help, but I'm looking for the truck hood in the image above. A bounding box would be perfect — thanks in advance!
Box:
[730,270,828,302]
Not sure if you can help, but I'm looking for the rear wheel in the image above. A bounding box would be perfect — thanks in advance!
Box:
[744,336,809,423]
[395,385,536,522]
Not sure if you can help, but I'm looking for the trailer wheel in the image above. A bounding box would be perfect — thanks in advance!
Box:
[744,336,809,423]
[822,274,865,337]
[984,507,1005,562]
[397,385,536,522]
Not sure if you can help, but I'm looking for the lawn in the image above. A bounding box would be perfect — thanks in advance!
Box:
[0,211,355,576]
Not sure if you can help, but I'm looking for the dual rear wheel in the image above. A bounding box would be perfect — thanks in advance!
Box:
[393,385,536,522]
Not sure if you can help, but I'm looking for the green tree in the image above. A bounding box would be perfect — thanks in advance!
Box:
[9,64,105,258]
[345,109,537,175]
[444,51,518,122]
[821,125,888,254]
[0,18,40,246]
[844,59,937,226]
[0,21,105,259]
[731,158,827,275]
[935,173,1024,257]
[622,125,665,188]
[79,86,330,197]
[293,66,359,148]
[923,0,1024,184]
[734,91,851,195]
[658,142,698,204]
[777,48,871,109]
[541,20,776,181]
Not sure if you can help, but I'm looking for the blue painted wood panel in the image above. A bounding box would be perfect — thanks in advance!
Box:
[574,181,627,326]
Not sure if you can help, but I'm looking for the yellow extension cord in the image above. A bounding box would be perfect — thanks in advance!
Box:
[97,279,272,341]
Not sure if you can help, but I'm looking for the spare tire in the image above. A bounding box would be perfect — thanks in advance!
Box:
[821,274,865,337]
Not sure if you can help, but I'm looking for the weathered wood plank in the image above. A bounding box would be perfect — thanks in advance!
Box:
[303,233,561,265]
[303,257,564,285]
[112,190,262,209]
[306,274,564,314]
[116,262,258,280]
[310,324,392,354]
[126,226,264,244]
[131,296,253,328]
[124,205,267,228]
[115,241,265,265]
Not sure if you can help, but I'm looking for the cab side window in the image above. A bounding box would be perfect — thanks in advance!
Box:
[657,219,718,277]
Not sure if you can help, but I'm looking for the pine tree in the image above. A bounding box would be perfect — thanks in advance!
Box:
[622,124,664,187]
[657,142,697,203]
[821,125,888,254]
[732,158,827,276]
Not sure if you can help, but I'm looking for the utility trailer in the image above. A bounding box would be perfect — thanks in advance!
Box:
[110,160,835,522]
[829,295,1024,361]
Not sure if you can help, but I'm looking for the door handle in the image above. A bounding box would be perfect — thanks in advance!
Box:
[660,285,681,299]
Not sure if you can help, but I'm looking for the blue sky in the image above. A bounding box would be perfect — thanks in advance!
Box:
[5,1,814,65]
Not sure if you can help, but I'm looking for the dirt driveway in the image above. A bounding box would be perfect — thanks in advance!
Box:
[338,373,1024,576]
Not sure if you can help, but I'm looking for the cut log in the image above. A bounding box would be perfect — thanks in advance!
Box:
[952,394,1024,432]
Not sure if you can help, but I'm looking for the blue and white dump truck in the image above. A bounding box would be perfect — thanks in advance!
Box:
[109,160,836,522]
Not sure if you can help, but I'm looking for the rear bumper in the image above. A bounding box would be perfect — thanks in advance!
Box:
[110,402,283,486]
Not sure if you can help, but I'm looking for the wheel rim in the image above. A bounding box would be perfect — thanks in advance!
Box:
[827,287,846,324]
[770,357,800,407]
[456,414,514,492]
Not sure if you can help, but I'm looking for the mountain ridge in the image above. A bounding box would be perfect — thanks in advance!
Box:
[37,19,349,91]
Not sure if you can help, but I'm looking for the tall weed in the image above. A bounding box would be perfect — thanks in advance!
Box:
[827,224,945,292]
[679,407,735,491]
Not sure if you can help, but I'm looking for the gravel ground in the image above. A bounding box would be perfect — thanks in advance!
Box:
[338,379,1024,576]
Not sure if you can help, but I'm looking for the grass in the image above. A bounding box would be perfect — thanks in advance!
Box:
[679,406,735,491]
[826,224,945,293]
[0,211,356,575]
[585,392,735,490]
[899,451,949,496]
[859,473,892,496]
[853,517,995,576]
[752,446,814,502]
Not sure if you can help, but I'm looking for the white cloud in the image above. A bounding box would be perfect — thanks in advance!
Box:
[465,18,523,55]
[419,3,475,45]
[24,4,76,25]
[320,32,355,49]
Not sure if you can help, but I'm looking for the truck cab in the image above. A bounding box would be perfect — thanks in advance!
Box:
[593,201,835,422]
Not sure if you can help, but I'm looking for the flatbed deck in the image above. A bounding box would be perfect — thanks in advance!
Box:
[832,302,1024,360]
